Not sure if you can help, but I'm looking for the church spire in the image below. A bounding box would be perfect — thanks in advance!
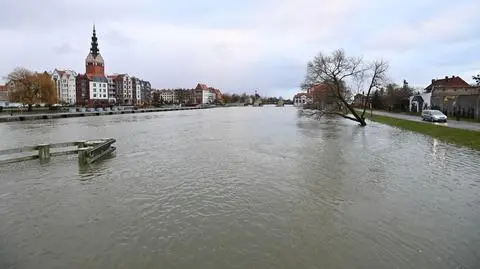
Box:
[90,24,99,57]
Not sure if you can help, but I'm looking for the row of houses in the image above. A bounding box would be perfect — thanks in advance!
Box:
[49,26,153,107]
[52,70,152,106]
[409,76,480,119]
[1,25,222,108]
[154,83,222,105]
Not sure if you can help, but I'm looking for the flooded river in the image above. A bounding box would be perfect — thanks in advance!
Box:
[0,106,479,268]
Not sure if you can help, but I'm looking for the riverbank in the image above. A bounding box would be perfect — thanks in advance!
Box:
[369,109,480,123]
[0,106,214,123]
[367,114,480,150]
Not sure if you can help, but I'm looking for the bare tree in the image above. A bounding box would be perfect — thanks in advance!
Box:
[301,49,388,126]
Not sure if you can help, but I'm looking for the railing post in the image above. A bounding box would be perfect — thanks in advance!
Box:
[38,144,50,161]
[77,140,86,149]
[78,147,89,165]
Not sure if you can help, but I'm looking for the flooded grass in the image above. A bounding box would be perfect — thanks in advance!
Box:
[368,114,480,150]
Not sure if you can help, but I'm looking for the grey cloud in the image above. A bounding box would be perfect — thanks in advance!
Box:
[103,29,136,48]
[52,43,78,54]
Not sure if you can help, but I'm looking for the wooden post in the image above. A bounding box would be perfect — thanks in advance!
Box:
[38,144,50,160]
[77,140,86,149]
[78,147,89,165]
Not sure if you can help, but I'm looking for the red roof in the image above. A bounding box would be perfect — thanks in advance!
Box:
[425,76,470,92]
[195,83,209,90]
[308,84,330,94]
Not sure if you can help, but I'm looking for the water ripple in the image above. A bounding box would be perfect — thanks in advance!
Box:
[0,107,479,269]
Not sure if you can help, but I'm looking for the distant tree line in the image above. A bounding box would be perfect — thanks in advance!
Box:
[370,80,414,111]
[221,93,255,104]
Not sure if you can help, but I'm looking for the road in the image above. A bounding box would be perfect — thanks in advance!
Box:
[369,110,480,132]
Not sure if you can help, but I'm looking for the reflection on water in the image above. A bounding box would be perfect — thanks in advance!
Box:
[1,107,480,269]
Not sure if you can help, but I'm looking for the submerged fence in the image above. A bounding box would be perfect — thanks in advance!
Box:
[0,138,116,165]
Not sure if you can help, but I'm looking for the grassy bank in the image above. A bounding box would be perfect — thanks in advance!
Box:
[366,114,480,150]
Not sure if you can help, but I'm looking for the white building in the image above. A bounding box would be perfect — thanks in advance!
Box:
[293,93,312,106]
[52,69,77,105]
[202,89,215,104]
[132,77,142,105]
[194,83,215,104]
[409,92,432,112]
[89,79,108,100]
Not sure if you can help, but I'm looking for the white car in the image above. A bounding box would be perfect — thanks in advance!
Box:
[421,110,448,122]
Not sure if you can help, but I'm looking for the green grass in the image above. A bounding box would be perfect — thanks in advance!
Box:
[366,114,480,151]
[366,109,480,123]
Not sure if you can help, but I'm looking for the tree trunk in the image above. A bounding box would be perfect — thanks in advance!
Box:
[334,81,367,126]
[345,102,367,126]
[28,104,33,111]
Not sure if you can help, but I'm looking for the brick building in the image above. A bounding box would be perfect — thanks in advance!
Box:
[75,25,109,107]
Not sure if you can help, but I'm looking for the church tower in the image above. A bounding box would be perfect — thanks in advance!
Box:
[85,25,105,76]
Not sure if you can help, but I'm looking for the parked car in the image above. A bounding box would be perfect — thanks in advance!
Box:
[421,110,447,122]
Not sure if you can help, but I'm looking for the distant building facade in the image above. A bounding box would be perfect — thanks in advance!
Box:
[209,87,222,103]
[52,69,77,105]
[159,89,175,103]
[195,83,215,104]
[408,75,480,119]
[141,80,152,105]
[0,84,9,107]
[293,93,312,106]
[132,77,142,105]
[428,76,480,119]
[308,84,336,109]
[76,25,109,107]
[107,75,120,104]
[174,89,195,105]
[113,74,133,105]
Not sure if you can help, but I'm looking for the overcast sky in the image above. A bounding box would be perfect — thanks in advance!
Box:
[1,0,479,98]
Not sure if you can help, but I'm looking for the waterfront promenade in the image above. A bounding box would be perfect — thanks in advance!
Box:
[0,105,214,123]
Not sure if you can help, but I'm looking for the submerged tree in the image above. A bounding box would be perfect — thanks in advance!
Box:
[301,49,388,126]
[7,67,57,111]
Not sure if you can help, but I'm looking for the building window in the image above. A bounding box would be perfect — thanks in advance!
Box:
[93,88,96,92]
[103,94,106,98]
[93,83,96,87]
[93,94,97,97]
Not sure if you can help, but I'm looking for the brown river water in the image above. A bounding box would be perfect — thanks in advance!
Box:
[0,106,479,268]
